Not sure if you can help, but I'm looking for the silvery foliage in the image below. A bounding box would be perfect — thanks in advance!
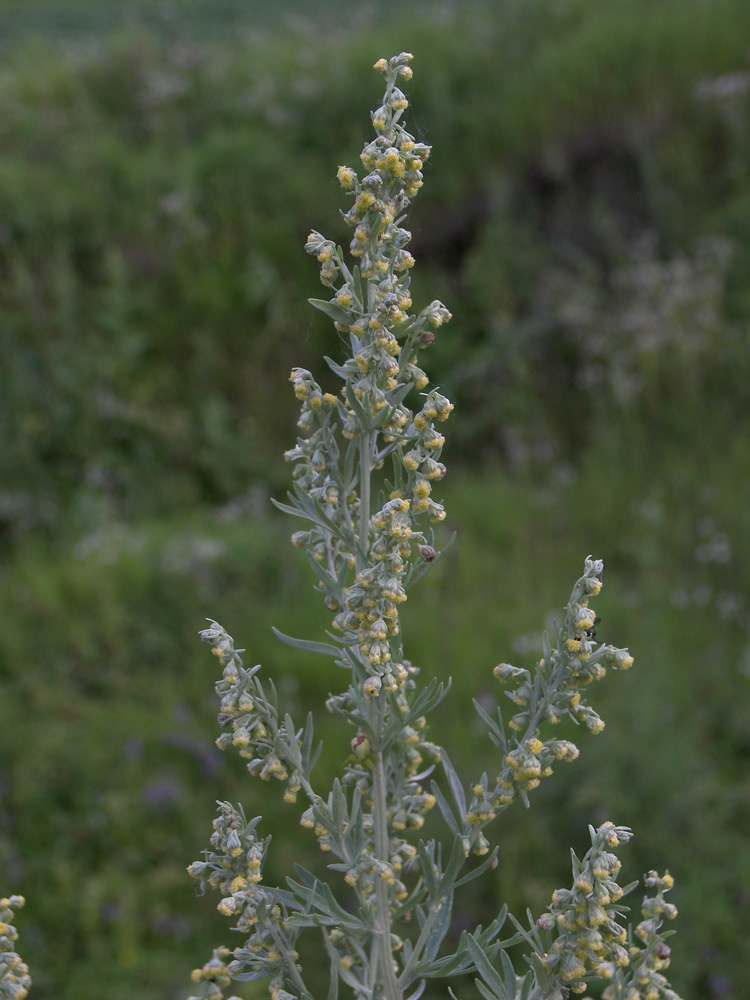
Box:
[187,54,683,1000]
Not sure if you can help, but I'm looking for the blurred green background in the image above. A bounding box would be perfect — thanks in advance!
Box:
[1,0,749,997]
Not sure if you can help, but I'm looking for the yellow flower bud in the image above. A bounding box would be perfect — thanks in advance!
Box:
[337,164,357,189]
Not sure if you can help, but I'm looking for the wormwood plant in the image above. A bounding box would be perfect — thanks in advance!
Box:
[177,54,688,1000]
[0,51,684,1000]
[182,54,684,1000]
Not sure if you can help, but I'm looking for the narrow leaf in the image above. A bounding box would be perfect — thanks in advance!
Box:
[272,627,341,659]
[431,782,459,834]
[476,982,501,1000]
[517,972,532,1000]
[441,752,467,822]
[386,381,415,406]
[320,881,364,927]
[424,893,453,961]
[500,950,515,987]
[310,740,323,772]
[271,497,314,522]
[327,962,339,1000]
[343,440,358,488]
[405,678,449,725]
[438,835,467,895]
[417,841,438,898]
[454,849,499,890]
[305,549,336,589]
[473,698,503,740]
[350,264,363,304]
[234,970,274,983]
[301,712,314,767]
[331,778,345,832]
[344,382,370,428]
[309,297,353,325]
[291,864,317,889]
[324,355,351,379]
[542,630,552,664]
[466,935,505,997]
[405,982,427,1000]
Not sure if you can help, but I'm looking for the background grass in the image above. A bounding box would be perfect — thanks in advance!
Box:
[1,1,749,998]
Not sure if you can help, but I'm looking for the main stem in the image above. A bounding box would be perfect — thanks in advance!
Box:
[371,701,401,1000]
[358,428,401,1000]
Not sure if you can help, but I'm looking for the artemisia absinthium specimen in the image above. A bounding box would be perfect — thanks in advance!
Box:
[188,53,684,1000]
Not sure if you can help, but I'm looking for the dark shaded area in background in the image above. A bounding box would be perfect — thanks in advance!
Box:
[1,1,749,998]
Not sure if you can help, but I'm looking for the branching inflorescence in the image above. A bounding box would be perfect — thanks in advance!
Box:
[187,53,683,1000]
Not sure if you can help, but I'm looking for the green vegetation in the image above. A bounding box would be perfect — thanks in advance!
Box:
[3,0,750,541]
[1,1,749,998]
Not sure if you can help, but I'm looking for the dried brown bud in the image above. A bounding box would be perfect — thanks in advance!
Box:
[420,545,436,562]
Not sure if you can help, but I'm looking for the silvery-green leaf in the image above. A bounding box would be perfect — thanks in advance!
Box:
[406,979,427,1000]
[350,264,363,303]
[271,497,314,522]
[344,383,370,428]
[327,963,339,1000]
[272,627,341,659]
[441,752,467,822]
[438,835,467,895]
[499,950,516,988]
[424,893,453,961]
[234,970,274,983]
[431,781,459,834]
[386,381,415,406]
[343,440,358,486]
[475,982,500,1000]
[453,849,499,890]
[405,677,449,725]
[301,712,314,764]
[517,972,532,1000]
[418,840,438,898]
[324,355,351,379]
[466,935,505,997]
[331,778,345,832]
[309,297,353,325]
[473,698,503,741]
[542,630,552,664]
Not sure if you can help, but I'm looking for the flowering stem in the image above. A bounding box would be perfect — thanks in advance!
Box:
[188,52,684,1000]
[359,418,399,996]
[360,417,396,993]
